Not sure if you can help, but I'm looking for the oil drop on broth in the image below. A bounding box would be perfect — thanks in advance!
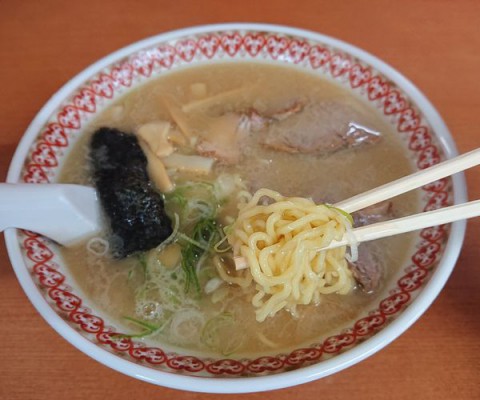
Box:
[59,62,419,356]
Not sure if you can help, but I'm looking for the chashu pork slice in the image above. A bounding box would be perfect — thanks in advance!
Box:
[348,201,394,293]
[196,113,246,165]
[260,101,382,155]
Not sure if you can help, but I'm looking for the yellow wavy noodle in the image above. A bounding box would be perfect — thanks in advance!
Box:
[228,189,355,322]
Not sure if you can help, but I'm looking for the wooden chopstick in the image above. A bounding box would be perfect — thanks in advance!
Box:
[321,199,480,251]
[334,148,480,213]
[233,148,480,270]
[234,199,479,270]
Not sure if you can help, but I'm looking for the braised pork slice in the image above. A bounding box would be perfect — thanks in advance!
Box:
[348,201,393,293]
[353,201,392,226]
[195,113,246,164]
[348,246,381,293]
[260,101,381,154]
[195,100,381,164]
[196,103,305,164]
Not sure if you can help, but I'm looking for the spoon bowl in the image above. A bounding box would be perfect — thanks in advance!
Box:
[0,183,101,246]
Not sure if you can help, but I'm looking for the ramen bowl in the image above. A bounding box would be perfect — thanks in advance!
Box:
[4,23,467,393]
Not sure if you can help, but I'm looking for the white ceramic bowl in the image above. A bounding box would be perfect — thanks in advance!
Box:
[5,23,467,393]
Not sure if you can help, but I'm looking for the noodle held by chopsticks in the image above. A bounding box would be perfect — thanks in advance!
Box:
[227,189,355,322]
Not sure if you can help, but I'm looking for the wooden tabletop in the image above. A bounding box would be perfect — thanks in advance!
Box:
[1,1,479,398]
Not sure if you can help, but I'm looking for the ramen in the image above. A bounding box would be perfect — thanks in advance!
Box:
[59,62,418,356]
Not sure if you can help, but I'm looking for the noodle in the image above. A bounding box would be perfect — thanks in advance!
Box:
[228,189,355,322]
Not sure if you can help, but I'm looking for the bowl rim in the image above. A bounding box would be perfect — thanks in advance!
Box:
[4,22,467,393]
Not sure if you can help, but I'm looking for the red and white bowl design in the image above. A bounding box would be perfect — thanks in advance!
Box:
[5,24,467,393]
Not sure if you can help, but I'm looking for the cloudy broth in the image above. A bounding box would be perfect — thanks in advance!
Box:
[59,63,418,356]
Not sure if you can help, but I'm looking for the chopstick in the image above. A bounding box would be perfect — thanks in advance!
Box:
[334,148,480,213]
[234,197,479,270]
[233,148,480,270]
[321,200,480,251]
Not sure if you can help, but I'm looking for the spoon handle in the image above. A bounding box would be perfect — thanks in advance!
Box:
[0,183,101,246]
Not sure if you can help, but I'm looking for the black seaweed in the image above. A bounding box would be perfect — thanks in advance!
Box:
[90,127,173,258]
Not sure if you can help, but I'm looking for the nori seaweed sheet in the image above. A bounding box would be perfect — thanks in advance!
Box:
[90,127,173,258]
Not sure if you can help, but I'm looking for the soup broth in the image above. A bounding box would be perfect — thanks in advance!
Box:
[59,63,418,356]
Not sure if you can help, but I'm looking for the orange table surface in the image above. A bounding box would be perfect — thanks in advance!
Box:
[0,1,479,399]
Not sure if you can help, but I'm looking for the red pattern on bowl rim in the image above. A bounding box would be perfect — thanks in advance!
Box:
[16,29,451,377]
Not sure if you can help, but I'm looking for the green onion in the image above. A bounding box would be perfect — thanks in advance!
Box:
[180,217,220,294]
[213,234,231,253]
[326,204,354,225]
[164,181,227,295]
[119,316,161,339]
[137,253,148,279]
[177,232,210,251]
[200,312,243,356]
